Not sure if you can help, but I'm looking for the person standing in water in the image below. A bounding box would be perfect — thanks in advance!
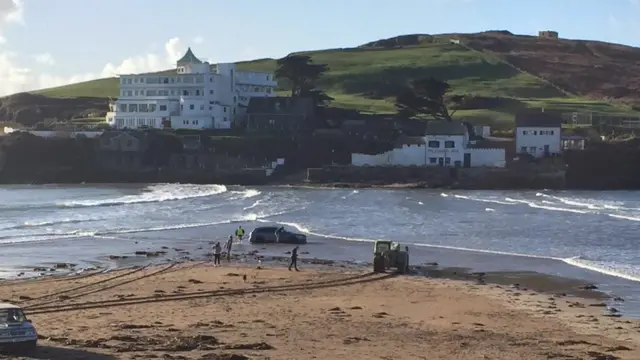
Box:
[288,246,299,271]
[213,242,222,266]
[225,235,233,261]
[235,226,245,243]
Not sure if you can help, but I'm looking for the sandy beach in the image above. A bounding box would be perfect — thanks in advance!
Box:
[1,261,639,360]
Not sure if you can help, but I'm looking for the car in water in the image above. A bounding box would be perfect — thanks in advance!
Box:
[249,226,307,244]
[0,303,38,354]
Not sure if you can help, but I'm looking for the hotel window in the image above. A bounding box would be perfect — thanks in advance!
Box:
[196,90,200,96]
[428,140,440,148]
[189,104,195,110]
[445,157,451,165]
[159,105,167,111]
[192,120,198,125]
[429,157,437,164]
[254,87,259,92]
[209,106,212,110]
[520,147,527,153]
[210,90,214,95]
[444,141,455,148]
[223,107,227,113]
[522,130,528,135]
[183,90,189,96]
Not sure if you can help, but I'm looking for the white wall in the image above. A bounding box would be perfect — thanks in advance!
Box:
[3,130,104,138]
[468,148,506,167]
[515,126,561,158]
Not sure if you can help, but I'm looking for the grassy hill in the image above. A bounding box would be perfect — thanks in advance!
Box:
[13,32,640,128]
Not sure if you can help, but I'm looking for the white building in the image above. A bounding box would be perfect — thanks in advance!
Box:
[352,121,505,167]
[106,48,277,130]
[515,113,562,158]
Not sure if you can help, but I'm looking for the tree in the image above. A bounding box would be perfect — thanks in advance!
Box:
[395,77,463,122]
[275,55,333,106]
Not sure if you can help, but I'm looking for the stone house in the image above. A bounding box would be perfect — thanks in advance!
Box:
[245,97,315,133]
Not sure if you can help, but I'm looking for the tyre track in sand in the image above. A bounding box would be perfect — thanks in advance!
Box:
[25,271,396,315]
[22,261,208,310]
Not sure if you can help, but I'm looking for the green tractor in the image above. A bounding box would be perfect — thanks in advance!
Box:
[373,240,410,274]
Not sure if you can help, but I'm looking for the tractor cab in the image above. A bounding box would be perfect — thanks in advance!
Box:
[373,240,409,274]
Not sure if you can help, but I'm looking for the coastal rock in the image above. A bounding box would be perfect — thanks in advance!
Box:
[580,284,598,290]
[134,250,167,257]
[54,263,75,269]
[108,255,128,260]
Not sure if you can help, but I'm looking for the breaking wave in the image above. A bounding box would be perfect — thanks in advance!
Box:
[58,184,228,208]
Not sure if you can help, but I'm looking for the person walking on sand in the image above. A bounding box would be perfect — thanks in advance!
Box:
[213,242,222,266]
[235,226,245,243]
[288,246,299,271]
[225,235,233,261]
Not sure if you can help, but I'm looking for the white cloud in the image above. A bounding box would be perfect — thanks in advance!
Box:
[0,0,195,97]
[0,36,189,96]
[34,52,55,65]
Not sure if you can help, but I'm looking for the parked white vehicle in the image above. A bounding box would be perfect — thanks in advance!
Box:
[0,303,38,353]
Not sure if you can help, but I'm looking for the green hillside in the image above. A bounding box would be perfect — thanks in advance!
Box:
[31,42,635,127]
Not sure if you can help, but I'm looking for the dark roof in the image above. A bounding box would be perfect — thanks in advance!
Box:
[247,97,314,115]
[176,48,203,65]
[425,120,467,135]
[515,112,563,127]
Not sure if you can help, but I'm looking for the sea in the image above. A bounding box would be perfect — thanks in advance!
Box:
[0,184,639,313]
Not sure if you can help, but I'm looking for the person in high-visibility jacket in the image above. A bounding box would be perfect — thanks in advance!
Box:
[235,226,245,242]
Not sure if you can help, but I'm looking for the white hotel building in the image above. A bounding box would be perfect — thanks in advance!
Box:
[106,48,277,130]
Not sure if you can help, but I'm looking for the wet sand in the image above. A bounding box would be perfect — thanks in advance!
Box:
[1,262,639,360]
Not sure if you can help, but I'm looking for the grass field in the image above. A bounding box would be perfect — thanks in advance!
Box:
[30,43,639,128]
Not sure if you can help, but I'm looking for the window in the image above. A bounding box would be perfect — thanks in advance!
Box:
[209,106,212,110]
[224,117,227,122]
[533,131,538,135]
[529,146,537,153]
[192,120,199,125]
[266,88,272,93]
[429,157,437,164]
[159,105,167,111]
[233,96,236,103]
[181,105,184,111]
[196,90,200,96]
[445,157,451,165]
[189,104,195,110]
[428,140,440,148]
[444,140,455,148]
[200,105,204,110]
[522,130,528,135]
[183,120,188,125]
[254,87,259,92]
[223,107,227,113]
[183,90,189,96]
[520,147,527,153]
[210,90,214,95]
[549,130,554,135]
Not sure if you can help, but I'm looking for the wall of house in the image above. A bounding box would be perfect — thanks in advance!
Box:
[4,129,104,138]
[352,135,468,167]
[515,126,561,158]
[468,148,506,167]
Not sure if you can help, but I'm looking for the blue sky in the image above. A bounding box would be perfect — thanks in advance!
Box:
[0,0,639,95]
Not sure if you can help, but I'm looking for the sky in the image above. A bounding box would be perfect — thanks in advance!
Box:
[0,0,639,96]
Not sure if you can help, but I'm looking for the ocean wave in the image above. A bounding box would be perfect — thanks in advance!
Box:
[562,256,640,282]
[58,184,228,208]
[260,219,640,283]
[452,194,514,205]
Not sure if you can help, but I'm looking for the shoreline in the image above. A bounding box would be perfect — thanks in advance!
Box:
[2,261,639,359]
[1,250,629,315]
